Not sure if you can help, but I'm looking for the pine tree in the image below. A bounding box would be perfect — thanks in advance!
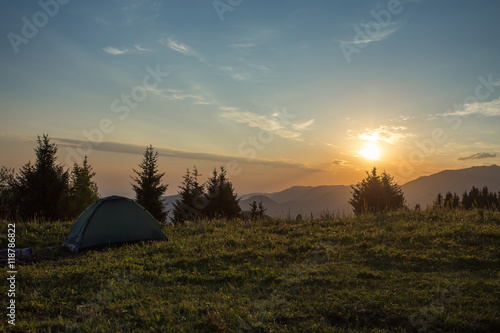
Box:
[257,200,267,219]
[15,135,69,220]
[0,167,16,218]
[249,200,267,220]
[444,191,454,209]
[250,200,259,220]
[349,167,405,214]
[433,193,443,209]
[203,166,241,219]
[132,145,168,222]
[67,156,99,218]
[172,167,205,223]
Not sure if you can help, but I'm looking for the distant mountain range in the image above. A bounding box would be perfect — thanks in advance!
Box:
[163,165,500,218]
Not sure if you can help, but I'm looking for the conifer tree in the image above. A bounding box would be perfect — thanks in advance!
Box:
[0,167,16,218]
[250,200,259,220]
[67,156,99,218]
[172,167,205,223]
[132,145,168,222]
[349,167,405,214]
[250,199,267,220]
[203,166,241,219]
[15,135,69,220]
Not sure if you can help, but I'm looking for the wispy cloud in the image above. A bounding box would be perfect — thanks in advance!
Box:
[221,110,282,132]
[350,125,413,144]
[457,152,497,161]
[220,66,251,81]
[159,36,204,62]
[230,43,256,49]
[292,119,315,131]
[158,36,271,82]
[331,159,348,166]
[104,45,153,55]
[134,44,153,52]
[439,97,500,117]
[146,87,211,105]
[219,106,239,112]
[220,110,314,140]
[54,138,321,172]
[338,22,402,46]
[103,46,128,55]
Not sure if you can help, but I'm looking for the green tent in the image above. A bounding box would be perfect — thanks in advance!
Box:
[63,195,167,252]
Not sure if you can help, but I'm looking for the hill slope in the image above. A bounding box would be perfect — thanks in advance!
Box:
[5,211,500,331]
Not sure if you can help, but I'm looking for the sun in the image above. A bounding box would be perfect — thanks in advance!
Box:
[360,142,381,160]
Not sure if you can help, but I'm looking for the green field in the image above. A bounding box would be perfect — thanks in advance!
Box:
[1,210,500,332]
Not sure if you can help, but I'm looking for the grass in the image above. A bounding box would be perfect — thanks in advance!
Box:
[1,209,499,332]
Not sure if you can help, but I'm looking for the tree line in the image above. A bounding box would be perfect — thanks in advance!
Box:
[3,135,496,222]
[432,186,500,210]
[0,134,242,223]
[0,135,99,220]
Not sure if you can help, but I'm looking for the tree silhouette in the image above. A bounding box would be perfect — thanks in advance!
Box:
[15,135,69,220]
[203,166,241,219]
[250,199,267,220]
[349,167,405,214]
[67,156,99,218]
[132,145,168,222]
[0,167,16,218]
[172,167,206,223]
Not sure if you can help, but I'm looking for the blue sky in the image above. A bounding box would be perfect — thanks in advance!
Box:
[1,0,500,197]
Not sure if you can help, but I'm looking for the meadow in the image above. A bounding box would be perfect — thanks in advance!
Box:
[1,209,499,332]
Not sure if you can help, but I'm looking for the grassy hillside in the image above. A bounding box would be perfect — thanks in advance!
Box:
[1,210,499,332]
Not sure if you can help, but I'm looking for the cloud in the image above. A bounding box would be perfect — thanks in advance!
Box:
[158,36,270,82]
[145,87,211,105]
[220,109,315,140]
[248,63,271,73]
[230,43,256,49]
[439,97,500,117]
[159,36,204,62]
[134,44,153,52]
[220,66,251,81]
[352,125,413,144]
[292,119,315,131]
[338,22,402,46]
[331,159,348,166]
[220,110,282,132]
[457,152,497,161]
[54,138,321,172]
[219,106,239,112]
[104,45,153,55]
[103,46,128,55]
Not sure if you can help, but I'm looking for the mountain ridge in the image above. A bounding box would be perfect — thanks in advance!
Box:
[163,165,500,218]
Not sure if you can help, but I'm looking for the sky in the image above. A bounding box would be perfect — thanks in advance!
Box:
[1,0,500,198]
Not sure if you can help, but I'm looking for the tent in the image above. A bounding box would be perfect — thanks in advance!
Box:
[63,195,167,252]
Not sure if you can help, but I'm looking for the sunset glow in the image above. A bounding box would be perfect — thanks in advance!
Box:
[360,142,381,160]
[1,1,499,197]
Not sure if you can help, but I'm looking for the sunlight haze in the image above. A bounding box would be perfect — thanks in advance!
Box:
[1,0,499,197]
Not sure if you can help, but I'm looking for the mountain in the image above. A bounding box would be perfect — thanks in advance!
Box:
[239,165,500,217]
[163,165,500,219]
[402,165,500,208]
[240,185,352,218]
